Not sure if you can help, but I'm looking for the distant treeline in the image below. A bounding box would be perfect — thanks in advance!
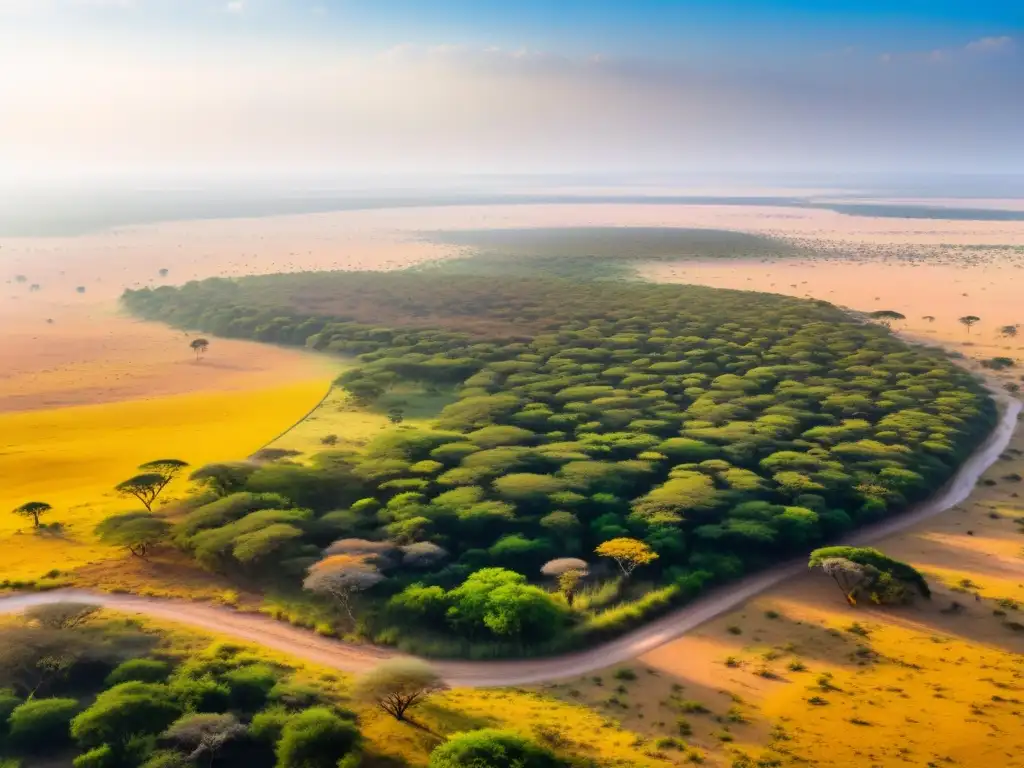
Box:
[122,273,995,655]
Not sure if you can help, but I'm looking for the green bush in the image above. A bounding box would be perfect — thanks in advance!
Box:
[0,692,21,738]
[429,729,561,768]
[6,697,78,750]
[169,677,231,712]
[222,664,279,712]
[106,659,171,686]
[73,744,115,768]
[275,707,360,768]
[250,706,292,745]
[71,683,181,749]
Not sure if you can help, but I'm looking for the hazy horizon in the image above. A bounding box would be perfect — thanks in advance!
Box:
[2,0,1022,184]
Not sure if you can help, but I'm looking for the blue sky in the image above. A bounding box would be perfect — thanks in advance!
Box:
[1,0,1021,179]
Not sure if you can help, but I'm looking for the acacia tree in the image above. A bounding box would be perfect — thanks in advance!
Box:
[162,712,246,763]
[922,315,936,323]
[115,474,171,511]
[303,555,385,623]
[999,324,1019,338]
[114,459,188,511]
[190,338,210,360]
[12,501,51,528]
[95,512,171,557]
[869,310,906,329]
[959,315,981,334]
[809,546,929,605]
[812,557,875,606]
[595,538,658,579]
[353,659,447,721]
[540,558,589,607]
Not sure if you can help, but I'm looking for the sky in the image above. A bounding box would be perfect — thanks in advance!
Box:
[0,0,1022,183]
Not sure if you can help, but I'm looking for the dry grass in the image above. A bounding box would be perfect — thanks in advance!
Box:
[0,381,328,583]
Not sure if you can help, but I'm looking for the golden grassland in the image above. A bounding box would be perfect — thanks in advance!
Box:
[96,611,676,768]
[0,380,329,583]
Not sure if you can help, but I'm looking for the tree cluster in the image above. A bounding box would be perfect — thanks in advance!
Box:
[121,271,994,649]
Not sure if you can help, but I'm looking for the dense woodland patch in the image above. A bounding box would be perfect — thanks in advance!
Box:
[121,269,995,655]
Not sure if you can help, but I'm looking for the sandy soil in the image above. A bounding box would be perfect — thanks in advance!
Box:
[643,258,1024,364]
[0,305,337,412]
[5,200,1023,416]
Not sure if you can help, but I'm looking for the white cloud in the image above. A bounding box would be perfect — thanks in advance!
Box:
[965,36,1014,53]
[225,0,244,12]
[0,38,1020,178]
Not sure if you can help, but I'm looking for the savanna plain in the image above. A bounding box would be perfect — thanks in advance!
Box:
[2,198,1024,768]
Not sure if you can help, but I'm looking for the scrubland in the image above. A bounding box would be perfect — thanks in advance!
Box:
[4,202,1024,768]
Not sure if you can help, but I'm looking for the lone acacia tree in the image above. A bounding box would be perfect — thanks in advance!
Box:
[809,546,929,605]
[354,660,447,721]
[190,338,210,360]
[959,315,981,335]
[12,501,52,528]
[114,459,188,511]
[595,537,658,579]
[999,324,1019,338]
[869,310,906,329]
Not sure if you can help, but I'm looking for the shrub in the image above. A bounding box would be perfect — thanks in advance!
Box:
[0,692,21,738]
[250,707,292,745]
[275,707,361,768]
[71,683,181,749]
[73,744,115,768]
[222,664,279,712]
[106,659,171,686]
[7,697,78,750]
[169,677,231,713]
[428,729,561,768]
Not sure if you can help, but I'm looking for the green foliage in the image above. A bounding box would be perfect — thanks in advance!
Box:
[447,568,568,641]
[123,269,994,651]
[428,729,561,768]
[7,697,78,750]
[275,707,360,768]
[809,546,930,600]
[95,512,171,558]
[70,682,182,749]
[106,659,171,686]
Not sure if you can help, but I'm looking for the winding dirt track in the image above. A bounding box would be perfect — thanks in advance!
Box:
[1,397,1018,688]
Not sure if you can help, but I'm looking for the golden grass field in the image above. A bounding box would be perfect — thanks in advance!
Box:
[0,381,329,583]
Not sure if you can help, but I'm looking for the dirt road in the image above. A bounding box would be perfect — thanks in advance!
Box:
[1,397,1017,688]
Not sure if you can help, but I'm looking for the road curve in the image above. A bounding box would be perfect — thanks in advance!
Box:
[1,396,1018,688]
